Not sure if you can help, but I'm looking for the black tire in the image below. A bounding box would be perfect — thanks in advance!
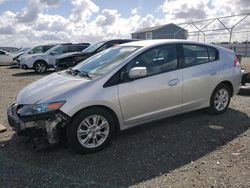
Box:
[208,83,231,115]
[34,61,48,73]
[66,108,115,154]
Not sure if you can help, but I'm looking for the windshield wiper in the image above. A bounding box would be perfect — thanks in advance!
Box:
[66,67,91,78]
[66,67,73,74]
[78,71,92,79]
[66,67,80,76]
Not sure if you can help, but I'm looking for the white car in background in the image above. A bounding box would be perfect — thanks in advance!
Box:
[12,45,56,67]
[20,43,90,73]
[0,50,16,65]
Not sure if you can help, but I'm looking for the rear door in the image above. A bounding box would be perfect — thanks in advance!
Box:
[181,44,220,110]
[118,44,183,126]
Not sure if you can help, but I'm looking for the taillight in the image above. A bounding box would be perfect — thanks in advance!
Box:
[234,55,240,67]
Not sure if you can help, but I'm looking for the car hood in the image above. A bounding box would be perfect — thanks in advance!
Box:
[16,72,90,104]
[20,53,43,60]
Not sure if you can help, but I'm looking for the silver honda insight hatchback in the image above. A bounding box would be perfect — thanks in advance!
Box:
[7,40,242,153]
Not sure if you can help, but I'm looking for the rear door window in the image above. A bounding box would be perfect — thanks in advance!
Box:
[53,46,67,55]
[183,44,209,67]
[208,47,218,61]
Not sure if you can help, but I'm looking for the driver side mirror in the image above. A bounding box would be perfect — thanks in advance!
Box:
[128,67,147,79]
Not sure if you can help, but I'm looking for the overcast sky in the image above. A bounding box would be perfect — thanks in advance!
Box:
[0,0,249,47]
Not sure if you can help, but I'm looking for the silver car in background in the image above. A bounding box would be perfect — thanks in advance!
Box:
[7,40,242,153]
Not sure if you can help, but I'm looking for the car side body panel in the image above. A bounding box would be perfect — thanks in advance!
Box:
[118,69,183,126]
[55,42,242,131]
[13,40,242,132]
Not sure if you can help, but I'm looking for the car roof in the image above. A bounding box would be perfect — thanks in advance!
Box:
[119,39,219,49]
[99,39,137,44]
[0,49,8,53]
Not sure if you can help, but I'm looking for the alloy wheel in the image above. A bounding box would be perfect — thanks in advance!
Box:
[77,115,110,148]
[214,88,229,111]
[35,63,46,73]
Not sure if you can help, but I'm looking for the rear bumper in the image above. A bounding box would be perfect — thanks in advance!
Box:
[241,70,250,85]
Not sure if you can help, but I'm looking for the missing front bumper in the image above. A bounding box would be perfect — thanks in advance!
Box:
[7,103,70,145]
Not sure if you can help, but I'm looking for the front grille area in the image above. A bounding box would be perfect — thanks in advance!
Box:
[16,104,23,116]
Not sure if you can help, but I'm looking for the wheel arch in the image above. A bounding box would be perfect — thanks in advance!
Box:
[216,80,234,96]
[33,59,48,68]
[69,105,121,132]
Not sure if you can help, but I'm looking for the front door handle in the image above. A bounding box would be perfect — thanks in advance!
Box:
[168,79,179,86]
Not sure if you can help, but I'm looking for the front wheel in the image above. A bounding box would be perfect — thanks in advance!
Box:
[66,108,115,154]
[208,84,231,115]
[34,61,48,73]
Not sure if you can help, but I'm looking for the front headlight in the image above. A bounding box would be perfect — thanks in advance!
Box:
[18,101,65,116]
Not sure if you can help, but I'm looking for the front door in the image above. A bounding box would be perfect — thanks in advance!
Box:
[118,44,183,126]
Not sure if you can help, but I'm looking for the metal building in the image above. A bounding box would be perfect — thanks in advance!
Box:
[131,23,188,40]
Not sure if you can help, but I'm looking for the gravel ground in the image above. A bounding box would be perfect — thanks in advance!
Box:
[0,62,250,188]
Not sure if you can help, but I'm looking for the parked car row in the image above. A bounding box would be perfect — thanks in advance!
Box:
[1,39,138,73]
[7,39,243,153]
[54,39,138,71]
[19,43,90,73]
[11,45,55,67]
[0,43,89,69]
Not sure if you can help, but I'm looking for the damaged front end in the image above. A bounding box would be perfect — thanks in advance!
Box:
[7,102,70,148]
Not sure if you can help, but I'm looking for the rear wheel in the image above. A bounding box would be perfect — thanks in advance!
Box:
[34,61,48,73]
[66,108,115,154]
[208,84,231,114]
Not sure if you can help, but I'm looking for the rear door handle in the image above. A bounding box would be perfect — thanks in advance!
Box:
[168,79,179,86]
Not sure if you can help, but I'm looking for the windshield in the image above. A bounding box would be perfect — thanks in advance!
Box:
[82,42,105,53]
[73,46,140,76]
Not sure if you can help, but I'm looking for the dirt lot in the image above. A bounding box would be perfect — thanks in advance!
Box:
[0,62,250,188]
[241,57,250,72]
